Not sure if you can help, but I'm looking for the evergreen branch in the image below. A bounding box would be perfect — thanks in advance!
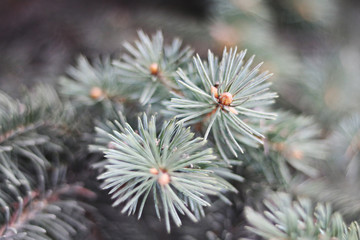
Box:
[0,85,64,152]
[330,113,360,179]
[244,111,327,186]
[166,48,277,161]
[92,114,236,232]
[59,56,128,107]
[0,86,95,239]
[294,114,360,218]
[0,148,94,240]
[112,30,194,105]
[0,185,94,240]
[245,192,360,240]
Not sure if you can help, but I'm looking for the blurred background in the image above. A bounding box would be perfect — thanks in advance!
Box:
[1,0,360,239]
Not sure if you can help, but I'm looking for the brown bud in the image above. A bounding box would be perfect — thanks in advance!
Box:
[219,92,233,106]
[210,86,219,98]
[292,149,304,160]
[149,168,159,175]
[149,63,159,75]
[90,87,103,100]
[273,142,285,152]
[158,172,170,186]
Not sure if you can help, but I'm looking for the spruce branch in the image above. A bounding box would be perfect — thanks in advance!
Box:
[330,113,360,179]
[0,84,64,152]
[1,187,94,240]
[167,48,277,162]
[59,56,127,108]
[294,114,360,218]
[244,111,327,186]
[245,192,360,240]
[93,114,236,232]
[112,30,194,105]
[0,84,95,239]
[0,150,94,240]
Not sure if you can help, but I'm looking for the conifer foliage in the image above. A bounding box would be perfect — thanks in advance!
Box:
[0,86,94,240]
[167,48,278,161]
[94,114,236,232]
[113,30,194,104]
[1,29,358,240]
[246,193,360,240]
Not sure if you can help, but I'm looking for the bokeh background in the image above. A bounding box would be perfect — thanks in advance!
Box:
[1,0,360,239]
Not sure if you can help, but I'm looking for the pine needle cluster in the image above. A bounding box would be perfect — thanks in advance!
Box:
[246,192,360,240]
[167,48,277,161]
[92,114,236,232]
[2,29,347,239]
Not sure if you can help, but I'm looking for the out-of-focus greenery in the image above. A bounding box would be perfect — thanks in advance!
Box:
[0,0,360,239]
